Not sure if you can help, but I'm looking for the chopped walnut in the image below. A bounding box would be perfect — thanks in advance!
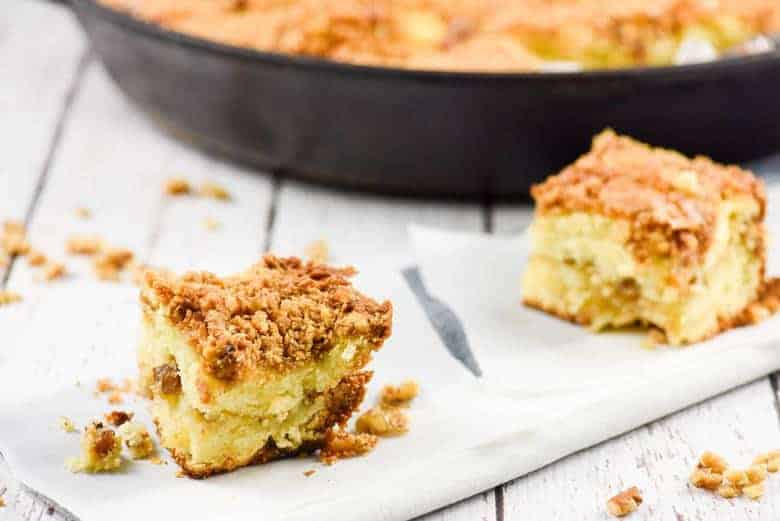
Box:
[690,469,723,490]
[746,464,767,484]
[164,177,191,196]
[753,450,780,472]
[66,235,103,255]
[41,261,66,282]
[318,429,377,465]
[58,416,78,433]
[153,364,182,395]
[118,421,155,459]
[380,379,419,406]
[104,410,134,427]
[305,240,329,264]
[65,421,122,473]
[199,181,231,201]
[743,482,765,500]
[0,291,22,307]
[724,468,750,488]
[606,486,642,517]
[27,249,47,267]
[717,484,740,498]
[355,406,409,436]
[699,451,728,473]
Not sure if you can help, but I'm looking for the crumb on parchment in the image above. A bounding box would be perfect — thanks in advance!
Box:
[59,416,78,433]
[318,429,377,465]
[606,486,642,517]
[355,406,409,436]
[66,422,122,473]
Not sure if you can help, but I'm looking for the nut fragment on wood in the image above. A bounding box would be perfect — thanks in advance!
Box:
[606,486,642,517]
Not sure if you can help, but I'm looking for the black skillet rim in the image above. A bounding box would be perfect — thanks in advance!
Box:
[71,0,780,83]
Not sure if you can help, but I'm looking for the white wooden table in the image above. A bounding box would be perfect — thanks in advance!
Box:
[3,2,780,519]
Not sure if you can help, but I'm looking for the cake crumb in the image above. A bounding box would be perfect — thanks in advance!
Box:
[104,410,134,427]
[59,416,78,433]
[165,178,191,196]
[203,217,221,231]
[0,291,22,307]
[318,429,377,465]
[107,391,124,405]
[41,261,66,282]
[75,207,91,219]
[118,421,155,459]
[305,240,329,264]
[380,379,419,406]
[303,469,316,477]
[606,486,642,517]
[200,181,231,201]
[356,406,409,436]
[27,249,47,267]
[66,421,122,473]
[94,248,134,282]
[66,235,103,255]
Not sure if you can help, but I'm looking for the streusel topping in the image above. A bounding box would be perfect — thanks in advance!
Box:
[532,130,765,264]
[141,255,393,380]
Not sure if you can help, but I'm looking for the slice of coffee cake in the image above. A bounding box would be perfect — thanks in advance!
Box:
[523,130,766,345]
[139,256,392,477]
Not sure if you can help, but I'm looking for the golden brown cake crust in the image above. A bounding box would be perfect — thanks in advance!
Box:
[141,255,392,381]
[531,130,766,266]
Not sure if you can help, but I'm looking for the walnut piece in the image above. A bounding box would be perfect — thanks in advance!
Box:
[355,406,409,436]
[153,363,182,395]
[606,486,642,517]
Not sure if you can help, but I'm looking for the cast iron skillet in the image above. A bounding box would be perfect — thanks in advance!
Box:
[68,0,780,198]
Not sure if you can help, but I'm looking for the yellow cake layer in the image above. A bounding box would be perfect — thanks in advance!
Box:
[522,198,763,344]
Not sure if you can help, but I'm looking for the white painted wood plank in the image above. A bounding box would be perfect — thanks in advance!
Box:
[270,181,493,521]
[0,0,86,281]
[270,181,483,263]
[3,62,272,521]
[494,205,780,520]
[6,61,274,292]
[502,379,780,520]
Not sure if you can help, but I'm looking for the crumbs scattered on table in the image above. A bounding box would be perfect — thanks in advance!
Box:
[0,291,22,307]
[27,249,47,267]
[199,181,231,201]
[303,469,316,477]
[380,379,419,407]
[691,450,775,501]
[95,377,135,404]
[606,486,642,517]
[305,239,329,264]
[94,247,134,282]
[1,220,30,256]
[66,235,103,256]
[66,421,123,473]
[104,410,134,427]
[41,261,67,282]
[164,177,191,196]
[318,429,378,465]
[59,416,78,433]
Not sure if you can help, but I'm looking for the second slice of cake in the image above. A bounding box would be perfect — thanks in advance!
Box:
[522,130,766,345]
[139,255,392,477]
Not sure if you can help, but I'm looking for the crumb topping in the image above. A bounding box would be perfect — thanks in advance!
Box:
[318,429,377,465]
[59,416,78,433]
[141,255,392,380]
[531,130,765,265]
[380,379,419,406]
[606,486,642,517]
